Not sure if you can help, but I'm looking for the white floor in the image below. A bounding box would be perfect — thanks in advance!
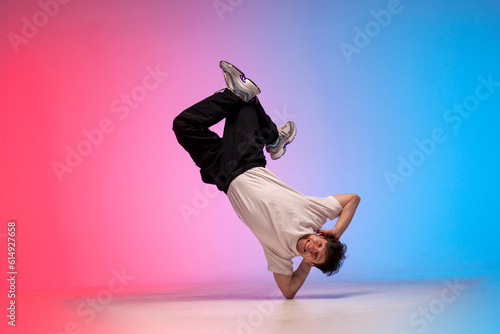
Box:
[15,275,500,334]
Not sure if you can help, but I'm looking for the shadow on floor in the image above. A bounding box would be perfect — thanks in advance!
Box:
[94,284,373,303]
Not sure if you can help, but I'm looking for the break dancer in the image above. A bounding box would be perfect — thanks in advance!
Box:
[173,61,360,299]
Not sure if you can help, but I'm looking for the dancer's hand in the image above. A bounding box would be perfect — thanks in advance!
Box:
[317,228,340,240]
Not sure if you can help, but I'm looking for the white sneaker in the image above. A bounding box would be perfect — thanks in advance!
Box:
[266,121,297,160]
[219,60,261,102]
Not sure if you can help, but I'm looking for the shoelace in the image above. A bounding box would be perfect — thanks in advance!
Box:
[277,127,288,140]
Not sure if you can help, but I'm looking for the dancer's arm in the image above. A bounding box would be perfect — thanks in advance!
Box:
[273,260,312,299]
[319,193,360,240]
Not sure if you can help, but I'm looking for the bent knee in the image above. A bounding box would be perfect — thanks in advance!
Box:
[172,115,187,133]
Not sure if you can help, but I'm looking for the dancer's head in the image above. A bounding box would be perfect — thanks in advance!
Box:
[297,234,346,276]
[314,236,347,276]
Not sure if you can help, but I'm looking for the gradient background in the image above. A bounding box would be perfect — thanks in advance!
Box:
[2,0,500,332]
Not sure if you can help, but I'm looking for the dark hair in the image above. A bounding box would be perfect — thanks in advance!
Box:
[314,236,347,276]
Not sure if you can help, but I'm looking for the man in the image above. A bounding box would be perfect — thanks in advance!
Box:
[173,61,360,299]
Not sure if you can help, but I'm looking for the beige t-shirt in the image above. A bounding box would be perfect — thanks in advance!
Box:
[227,167,343,275]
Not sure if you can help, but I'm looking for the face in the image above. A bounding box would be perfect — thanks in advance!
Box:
[296,234,327,266]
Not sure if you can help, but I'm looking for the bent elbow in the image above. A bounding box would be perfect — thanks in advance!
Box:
[352,193,361,204]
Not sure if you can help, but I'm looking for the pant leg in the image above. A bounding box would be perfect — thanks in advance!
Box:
[173,90,279,192]
[172,89,243,170]
[254,98,279,145]
[205,98,280,192]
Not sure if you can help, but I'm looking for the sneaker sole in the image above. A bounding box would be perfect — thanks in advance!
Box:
[220,60,261,94]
